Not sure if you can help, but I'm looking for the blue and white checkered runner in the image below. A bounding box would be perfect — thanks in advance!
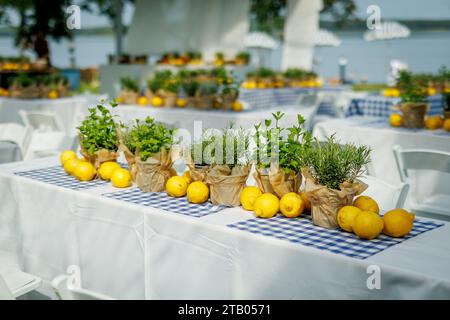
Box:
[347,95,443,118]
[14,166,109,190]
[228,214,443,260]
[103,187,226,218]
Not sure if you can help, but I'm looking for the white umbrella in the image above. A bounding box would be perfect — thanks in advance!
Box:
[364,21,410,42]
[315,29,341,47]
[244,32,277,49]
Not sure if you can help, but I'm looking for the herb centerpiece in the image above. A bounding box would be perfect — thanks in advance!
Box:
[9,73,39,99]
[396,70,428,128]
[119,76,140,104]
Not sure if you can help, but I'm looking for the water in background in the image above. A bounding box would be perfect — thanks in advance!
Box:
[0,30,449,83]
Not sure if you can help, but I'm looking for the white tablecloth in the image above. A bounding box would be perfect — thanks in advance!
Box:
[0,142,21,164]
[313,117,450,207]
[1,158,450,299]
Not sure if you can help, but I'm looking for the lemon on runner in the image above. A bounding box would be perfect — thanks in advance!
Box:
[444,119,450,132]
[137,96,149,106]
[232,101,243,112]
[337,205,362,232]
[425,116,443,130]
[151,96,164,107]
[63,158,81,175]
[299,191,311,211]
[187,181,209,204]
[73,161,96,181]
[383,209,415,237]
[111,168,132,188]
[389,114,403,127]
[353,195,380,214]
[253,193,279,218]
[60,150,77,165]
[352,211,384,240]
[240,186,263,211]
[182,171,192,185]
[48,90,58,99]
[280,192,304,218]
[98,162,121,180]
[166,176,188,198]
[176,98,187,108]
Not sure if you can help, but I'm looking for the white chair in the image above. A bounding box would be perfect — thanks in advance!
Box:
[393,145,450,221]
[52,265,114,300]
[18,111,66,160]
[0,123,32,160]
[360,175,410,209]
[0,270,42,300]
[280,93,322,131]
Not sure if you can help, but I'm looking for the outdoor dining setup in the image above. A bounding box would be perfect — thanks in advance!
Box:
[0,0,450,304]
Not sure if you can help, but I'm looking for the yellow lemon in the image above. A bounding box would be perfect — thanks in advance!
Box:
[166,176,188,198]
[232,101,243,112]
[299,191,311,211]
[391,88,400,97]
[389,113,403,127]
[242,81,256,89]
[443,119,450,132]
[280,192,304,218]
[73,161,96,181]
[63,158,81,175]
[176,98,188,108]
[98,161,121,180]
[253,193,279,218]
[337,205,362,232]
[352,211,384,240]
[240,186,263,211]
[48,90,58,99]
[60,150,77,165]
[0,88,9,97]
[425,116,443,130]
[111,168,132,188]
[151,96,164,107]
[182,171,192,185]
[187,181,209,204]
[116,96,124,104]
[427,87,437,96]
[137,96,148,106]
[353,195,380,214]
[383,209,415,237]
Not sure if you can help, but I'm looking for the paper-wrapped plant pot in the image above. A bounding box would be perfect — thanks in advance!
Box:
[206,165,251,207]
[10,85,40,99]
[162,92,178,108]
[253,166,301,198]
[121,90,139,105]
[302,168,367,229]
[135,148,173,192]
[221,93,237,110]
[80,147,119,170]
[398,102,429,128]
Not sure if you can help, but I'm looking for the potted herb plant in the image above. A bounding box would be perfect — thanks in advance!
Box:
[300,136,371,229]
[161,78,180,107]
[181,78,200,108]
[78,101,120,169]
[253,112,305,197]
[186,131,216,182]
[9,73,39,99]
[235,51,250,65]
[196,82,218,109]
[205,127,251,206]
[126,116,175,192]
[119,77,140,104]
[396,70,429,128]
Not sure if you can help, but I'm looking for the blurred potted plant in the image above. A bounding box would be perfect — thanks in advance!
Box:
[78,101,120,169]
[9,73,39,99]
[161,78,180,108]
[396,71,428,128]
[196,82,218,109]
[119,77,140,104]
[300,136,371,229]
[235,51,250,65]
[181,79,200,108]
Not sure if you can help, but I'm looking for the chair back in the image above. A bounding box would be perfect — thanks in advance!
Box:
[0,274,14,300]
[0,123,32,159]
[360,175,410,209]
[19,110,63,132]
[393,145,450,182]
[52,265,114,300]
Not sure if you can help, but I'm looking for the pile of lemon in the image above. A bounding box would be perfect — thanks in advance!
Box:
[60,150,132,188]
[390,114,450,131]
[165,172,210,204]
[337,195,415,240]
[239,186,311,219]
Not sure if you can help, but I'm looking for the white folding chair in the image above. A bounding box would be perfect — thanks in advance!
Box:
[18,111,66,160]
[52,265,114,300]
[0,123,32,160]
[0,270,42,300]
[393,145,450,221]
[360,175,410,210]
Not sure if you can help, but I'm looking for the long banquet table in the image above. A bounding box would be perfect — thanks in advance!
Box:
[1,157,450,300]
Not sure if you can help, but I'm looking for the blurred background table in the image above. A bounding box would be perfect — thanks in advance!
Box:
[0,142,21,164]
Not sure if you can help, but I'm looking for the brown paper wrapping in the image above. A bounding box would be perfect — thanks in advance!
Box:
[302,168,367,229]
[57,84,68,98]
[144,88,155,101]
[10,85,40,99]
[80,146,119,169]
[397,102,429,128]
[221,93,237,110]
[206,165,250,206]
[195,95,215,109]
[135,148,173,192]
[39,85,52,99]
[253,166,302,197]
[121,90,139,105]
[118,144,137,181]
[161,92,178,107]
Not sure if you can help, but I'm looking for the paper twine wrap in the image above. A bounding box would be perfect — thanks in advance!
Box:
[10,85,40,99]
[397,102,429,128]
[302,168,367,229]
[135,148,173,192]
[120,90,139,105]
[206,165,251,207]
[253,165,302,198]
[80,147,119,170]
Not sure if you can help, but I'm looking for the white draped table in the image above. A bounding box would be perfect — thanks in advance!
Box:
[1,158,450,299]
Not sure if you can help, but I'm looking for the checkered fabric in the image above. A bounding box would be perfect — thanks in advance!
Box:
[103,187,226,218]
[14,166,109,190]
[228,214,443,260]
[347,95,443,118]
